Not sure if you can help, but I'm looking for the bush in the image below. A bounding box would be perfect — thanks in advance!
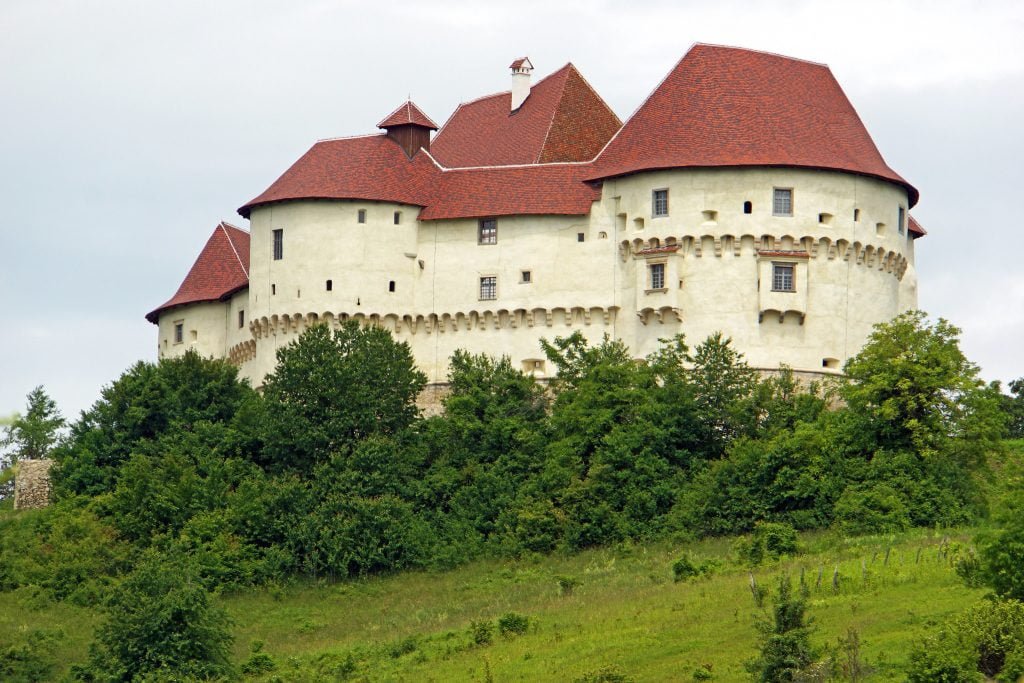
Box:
[498,612,530,637]
[0,628,62,682]
[906,599,1024,681]
[470,620,494,647]
[833,483,911,536]
[80,551,234,680]
[748,575,816,682]
[737,522,799,565]
[672,553,717,582]
[977,490,1024,600]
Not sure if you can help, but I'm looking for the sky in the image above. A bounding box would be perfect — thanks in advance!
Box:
[1,0,1022,420]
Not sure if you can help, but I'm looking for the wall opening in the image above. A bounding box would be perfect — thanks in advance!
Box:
[389,280,396,292]
[743,201,752,214]
[326,279,333,291]
[876,222,886,237]
[577,232,585,242]
[822,357,840,369]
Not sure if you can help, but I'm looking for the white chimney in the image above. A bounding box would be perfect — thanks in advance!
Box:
[509,57,534,111]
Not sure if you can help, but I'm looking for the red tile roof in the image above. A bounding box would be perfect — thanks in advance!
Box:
[908,215,926,237]
[146,222,250,323]
[419,162,600,221]
[429,63,621,167]
[588,44,918,207]
[377,100,439,130]
[238,134,437,218]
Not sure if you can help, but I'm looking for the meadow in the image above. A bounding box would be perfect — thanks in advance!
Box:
[0,527,983,681]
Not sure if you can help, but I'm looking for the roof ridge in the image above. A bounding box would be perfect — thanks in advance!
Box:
[689,41,830,69]
[436,159,594,173]
[534,63,574,163]
[219,220,250,234]
[316,132,387,143]
[219,222,248,278]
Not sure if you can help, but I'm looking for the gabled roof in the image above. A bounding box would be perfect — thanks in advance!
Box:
[430,63,621,167]
[588,43,918,207]
[238,134,436,218]
[146,222,250,323]
[419,162,601,221]
[377,100,439,130]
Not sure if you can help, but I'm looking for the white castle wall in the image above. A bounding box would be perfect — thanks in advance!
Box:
[159,166,917,388]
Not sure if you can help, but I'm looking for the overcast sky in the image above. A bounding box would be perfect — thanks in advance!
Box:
[1,0,1022,420]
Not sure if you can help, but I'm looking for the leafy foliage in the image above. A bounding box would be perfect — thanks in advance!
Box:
[1,386,65,463]
[748,575,816,682]
[977,489,1024,601]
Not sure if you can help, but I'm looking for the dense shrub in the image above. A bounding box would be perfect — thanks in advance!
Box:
[736,522,799,566]
[748,576,816,682]
[78,551,234,680]
[907,599,1024,682]
[833,483,911,535]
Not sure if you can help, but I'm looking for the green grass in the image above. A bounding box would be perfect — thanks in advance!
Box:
[2,528,983,681]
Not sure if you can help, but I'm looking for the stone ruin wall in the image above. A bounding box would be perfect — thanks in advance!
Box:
[14,459,54,510]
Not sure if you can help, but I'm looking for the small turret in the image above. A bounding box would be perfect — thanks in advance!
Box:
[377,100,439,157]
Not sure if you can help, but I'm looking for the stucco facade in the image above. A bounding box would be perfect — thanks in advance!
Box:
[149,45,924,388]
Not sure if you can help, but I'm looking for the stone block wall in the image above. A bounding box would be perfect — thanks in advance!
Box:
[14,458,54,510]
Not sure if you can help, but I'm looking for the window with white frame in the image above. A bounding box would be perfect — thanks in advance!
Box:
[479,275,497,300]
[772,263,795,292]
[649,262,666,290]
[773,188,793,216]
[478,218,497,244]
[652,189,669,217]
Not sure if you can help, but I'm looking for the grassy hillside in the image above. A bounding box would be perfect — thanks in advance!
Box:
[0,528,983,681]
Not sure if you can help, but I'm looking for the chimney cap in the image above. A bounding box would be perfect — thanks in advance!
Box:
[509,57,534,73]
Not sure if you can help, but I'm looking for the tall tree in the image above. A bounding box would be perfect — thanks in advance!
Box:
[1,386,65,463]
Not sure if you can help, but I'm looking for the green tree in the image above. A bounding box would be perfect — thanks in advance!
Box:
[261,322,426,473]
[53,351,253,496]
[977,489,1024,601]
[748,575,816,682]
[2,386,65,463]
[1001,378,1024,439]
[79,551,234,681]
[842,310,1004,460]
[688,332,758,457]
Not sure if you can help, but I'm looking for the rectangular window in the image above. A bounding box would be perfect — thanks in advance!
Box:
[652,189,669,217]
[272,229,283,260]
[479,276,497,300]
[772,263,795,292]
[238,310,245,328]
[897,206,905,234]
[577,232,585,242]
[358,209,366,224]
[174,322,183,344]
[773,188,793,216]
[393,211,401,225]
[649,262,665,290]
[521,270,532,283]
[478,218,497,244]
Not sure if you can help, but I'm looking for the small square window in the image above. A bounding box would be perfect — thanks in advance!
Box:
[479,276,497,300]
[358,209,366,223]
[649,262,665,290]
[478,218,497,244]
[772,263,795,292]
[521,270,532,283]
[272,229,283,260]
[652,189,669,217]
[174,322,183,344]
[238,310,245,328]
[773,188,793,216]
[393,211,401,225]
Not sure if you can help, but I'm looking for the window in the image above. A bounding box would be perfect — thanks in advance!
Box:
[358,209,366,223]
[326,279,333,291]
[393,211,401,225]
[389,280,395,292]
[238,310,245,328]
[652,189,669,217]
[271,283,276,295]
[478,218,497,244]
[854,208,860,222]
[521,270,532,283]
[773,188,793,216]
[897,207,905,234]
[772,263,795,292]
[479,276,497,300]
[174,322,183,344]
[577,232,585,242]
[743,201,753,214]
[649,262,666,290]
[272,229,283,260]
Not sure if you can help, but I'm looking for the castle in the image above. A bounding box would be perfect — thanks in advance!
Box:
[147,44,924,390]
